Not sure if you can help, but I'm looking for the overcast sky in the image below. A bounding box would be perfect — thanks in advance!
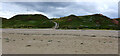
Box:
[0,0,119,19]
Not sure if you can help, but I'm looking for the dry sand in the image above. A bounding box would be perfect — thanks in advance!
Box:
[2,29,119,54]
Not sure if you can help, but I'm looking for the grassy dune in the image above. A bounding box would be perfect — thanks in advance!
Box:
[2,14,120,30]
[2,14,55,28]
[53,14,119,30]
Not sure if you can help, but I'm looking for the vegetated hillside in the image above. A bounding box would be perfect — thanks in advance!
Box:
[114,18,120,23]
[111,19,119,25]
[0,17,7,21]
[116,18,120,22]
[54,14,119,30]
[2,14,55,28]
[0,17,5,28]
[112,18,120,28]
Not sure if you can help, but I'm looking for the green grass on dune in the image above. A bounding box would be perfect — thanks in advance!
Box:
[2,14,120,30]
[53,14,119,30]
[2,14,55,28]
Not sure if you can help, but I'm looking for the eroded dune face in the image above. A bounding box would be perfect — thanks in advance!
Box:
[2,29,118,54]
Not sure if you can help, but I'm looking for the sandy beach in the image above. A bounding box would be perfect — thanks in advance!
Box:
[2,29,119,54]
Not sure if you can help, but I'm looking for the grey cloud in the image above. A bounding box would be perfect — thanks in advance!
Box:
[2,2,118,18]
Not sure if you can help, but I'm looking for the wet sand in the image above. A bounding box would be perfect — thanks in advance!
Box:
[2,29,119,54]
